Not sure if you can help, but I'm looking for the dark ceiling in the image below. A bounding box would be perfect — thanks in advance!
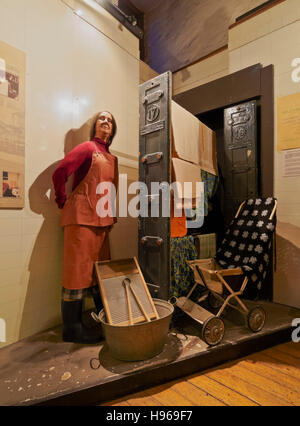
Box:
[129,0,165,14]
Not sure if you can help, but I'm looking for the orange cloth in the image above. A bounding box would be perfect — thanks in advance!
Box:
[170,203,187,238]
[61,150,118,227]
[62,225,110,290]
[171,215,187,238]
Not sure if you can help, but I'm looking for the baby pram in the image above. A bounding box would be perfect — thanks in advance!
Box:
[172,197,277,346]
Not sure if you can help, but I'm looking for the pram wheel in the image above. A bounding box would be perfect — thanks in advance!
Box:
[202,317,225,346]
[247,306,266,332]
[169,297,178,306]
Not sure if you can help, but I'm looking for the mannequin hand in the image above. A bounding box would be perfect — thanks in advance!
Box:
[55,197,67,209]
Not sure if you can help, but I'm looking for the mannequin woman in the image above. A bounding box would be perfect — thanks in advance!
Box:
[53,111,118,343]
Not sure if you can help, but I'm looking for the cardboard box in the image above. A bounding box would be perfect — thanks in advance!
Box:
[171,101,218,176]
[199,123,218,176]
[171,100,201,165]
[171,158,202,209]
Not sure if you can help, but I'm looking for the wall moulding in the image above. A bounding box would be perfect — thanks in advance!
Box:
[229,0,288,30]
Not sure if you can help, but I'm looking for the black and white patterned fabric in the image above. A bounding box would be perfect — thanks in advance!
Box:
[215,197,277,297]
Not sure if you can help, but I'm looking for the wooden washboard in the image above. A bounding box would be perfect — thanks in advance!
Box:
[94,257,159,326]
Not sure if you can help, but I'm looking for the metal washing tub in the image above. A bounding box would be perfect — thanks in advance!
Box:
[98,299,174,361]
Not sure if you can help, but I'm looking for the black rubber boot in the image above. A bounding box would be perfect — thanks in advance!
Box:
[91,293,105,340]
[93,292,103,315]
[62,300,102,344]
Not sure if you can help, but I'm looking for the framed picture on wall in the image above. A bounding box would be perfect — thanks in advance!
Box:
[0,40,25,209]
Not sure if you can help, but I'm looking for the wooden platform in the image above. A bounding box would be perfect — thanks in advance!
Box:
[0,300,299,406]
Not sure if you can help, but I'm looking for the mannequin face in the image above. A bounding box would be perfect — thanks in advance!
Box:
[95,111,113,142]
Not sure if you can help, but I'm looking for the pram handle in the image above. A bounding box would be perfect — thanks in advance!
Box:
[270,200,277,220]
[235,201,246,218]
[235,199,277,220]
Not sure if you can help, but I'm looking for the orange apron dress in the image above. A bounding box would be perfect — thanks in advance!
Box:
[61,148,118,290]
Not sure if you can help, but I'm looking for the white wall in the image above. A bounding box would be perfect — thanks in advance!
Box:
[173,48,229,96]
[0,0,139,347]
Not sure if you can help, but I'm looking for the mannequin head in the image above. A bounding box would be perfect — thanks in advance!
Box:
[91,111,117,146]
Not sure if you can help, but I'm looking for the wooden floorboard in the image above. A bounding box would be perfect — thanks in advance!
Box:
[99,343,300,406]
[206,367,291,406]
[260,348,300,380]
[169,381,226,406]
[208,362,298,405]
[248,352,300,382]
[274,342,300,359]
[187,374,257,406]
[143,383,194,406]
[239,356,300,395]
[102,399,131,406]
[124,391,163,407]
